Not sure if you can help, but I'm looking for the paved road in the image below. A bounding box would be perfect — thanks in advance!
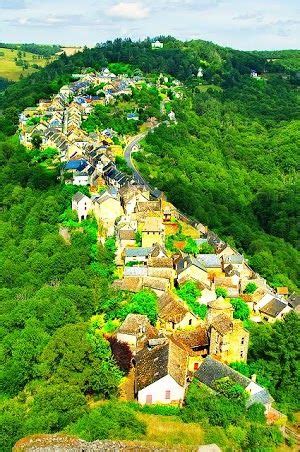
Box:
[124,132,149,186]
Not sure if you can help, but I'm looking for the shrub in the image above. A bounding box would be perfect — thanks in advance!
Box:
[230,298,250,320]
[68,402,146,441]
[246,403,266,424]
[215,287,228,298]
[128,402,181,416]
[244,282,258,294]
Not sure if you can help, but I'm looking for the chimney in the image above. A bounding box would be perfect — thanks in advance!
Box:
[251,374,257,383]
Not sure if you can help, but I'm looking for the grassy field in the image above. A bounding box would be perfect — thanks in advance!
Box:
[136,412,204,448]
[0,48,55,81]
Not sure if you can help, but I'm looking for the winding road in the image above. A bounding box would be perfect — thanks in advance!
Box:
[124,132,150,187]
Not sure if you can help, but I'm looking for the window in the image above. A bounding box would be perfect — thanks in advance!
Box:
[165,390,171,400]
[188,318,192,326]
[241,337,245,345]
[240,351,244,358]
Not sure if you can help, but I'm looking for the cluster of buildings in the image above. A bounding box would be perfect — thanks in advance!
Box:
[19,65,298,417]
[72,182,298,413]
[19,68,141,185]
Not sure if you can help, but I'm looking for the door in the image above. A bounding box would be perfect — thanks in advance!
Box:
[146,394,152,404]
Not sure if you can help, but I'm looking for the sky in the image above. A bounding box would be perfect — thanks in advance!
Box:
[0,0,299,50]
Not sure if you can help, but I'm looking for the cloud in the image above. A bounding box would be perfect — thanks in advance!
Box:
[3,14,105,28]
[107,2,149,20]
[0,0,26,8]
[233,12,263,21]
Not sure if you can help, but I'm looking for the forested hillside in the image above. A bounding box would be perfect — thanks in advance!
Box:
[0,37,299,450]
[137,74,299,290]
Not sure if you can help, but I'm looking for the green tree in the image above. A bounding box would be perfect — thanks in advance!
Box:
[230,298,250,320]
[38,323,122,397]
[244,282,258,294]
[119,290,158,325]
[68,402,146,441]
[31,134,42,149]
[215,287,228,298]
[25,383,87,433]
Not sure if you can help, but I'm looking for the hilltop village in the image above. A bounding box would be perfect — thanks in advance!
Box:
[18,66,299,419]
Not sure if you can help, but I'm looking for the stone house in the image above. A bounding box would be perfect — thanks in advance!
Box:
[117,314,157,352]
[259,298,291,323]
[134,340,188,405]
[142,217,165,248]
[197,254,223,278]
[176,256,209,287]
[92,189,123,236]
[196,356,274,412]
[158,292,199,330]
[207,297,249,363]
[171,328,209,373]
[124,247,153,265]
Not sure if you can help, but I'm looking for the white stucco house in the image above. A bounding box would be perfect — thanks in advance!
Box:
[72,192,92,221]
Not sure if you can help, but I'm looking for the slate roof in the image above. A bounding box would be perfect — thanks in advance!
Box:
[196,356,273,407]
[125,247,153,258]
[150,244,168,258]
[171,327,209,352]
[223,254,244,265]
[124,266,148,277]
[135,340,187,391]
[118,313,155,337]
[210,313,233,335]
[288,294,300,309]
[197,254,222,268]
[143,217,163,232]
[119,229,136,241]
[148,257,173,268]
[64,159,88,171]
[260,298,288,318]
[158,293,190,323]
[113,277,142,293]
[72,192,87,203]
[177,256,207,275]
[137,200,161,212]
[143,276,169,292]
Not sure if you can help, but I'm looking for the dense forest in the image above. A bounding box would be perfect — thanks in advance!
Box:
[137,74,299,290]
[0,37,299,450]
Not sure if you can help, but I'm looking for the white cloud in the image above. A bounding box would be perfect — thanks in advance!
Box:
[107,2,149,20]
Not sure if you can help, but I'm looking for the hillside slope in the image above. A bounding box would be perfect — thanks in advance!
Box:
[0,47,55,81]
[0,37,299,289]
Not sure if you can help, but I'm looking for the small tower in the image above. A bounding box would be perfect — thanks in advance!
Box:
[207,297,234,324]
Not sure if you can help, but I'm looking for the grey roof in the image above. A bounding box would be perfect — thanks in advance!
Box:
[195,238,208,246]
[224,254,244,265]
[196,357,273,407]
[177,256,207,275]
[125,247,153,258]
[288,294,300,309]
[197,254,222,268]
[124,266,148,277]
[260,298,288,318]
[72,192,87,203]
[196,356,250,389]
